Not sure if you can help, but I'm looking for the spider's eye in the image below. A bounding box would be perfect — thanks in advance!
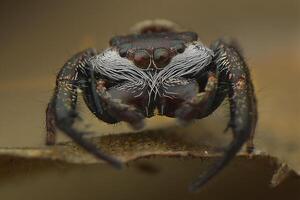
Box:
[153,48,171,68]
[119,48,127,57]
[174,43,185,53]
[133,50,151,69]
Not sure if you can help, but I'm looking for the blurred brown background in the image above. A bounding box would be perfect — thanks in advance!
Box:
[0,0,299,199]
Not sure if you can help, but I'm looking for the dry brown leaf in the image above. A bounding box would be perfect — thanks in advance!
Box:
[0,128,298,197]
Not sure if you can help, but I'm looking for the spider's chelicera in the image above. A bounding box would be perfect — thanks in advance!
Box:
[46,20,257,191]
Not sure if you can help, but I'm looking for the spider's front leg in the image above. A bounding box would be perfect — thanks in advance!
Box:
[213,38,258,154]
[46,49,122,168]
[189,39,257,191]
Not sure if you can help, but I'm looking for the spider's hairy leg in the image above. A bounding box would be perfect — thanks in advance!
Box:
[175,72,218,122]
[46,49,123,169]
[189,38,257,191]
[46,102,57,145]
[215,39,257,155]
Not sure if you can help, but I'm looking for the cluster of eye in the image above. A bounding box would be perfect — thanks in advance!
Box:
[119,45,185,69]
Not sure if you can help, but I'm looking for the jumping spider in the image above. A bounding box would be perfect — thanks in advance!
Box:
[46,20,257,191]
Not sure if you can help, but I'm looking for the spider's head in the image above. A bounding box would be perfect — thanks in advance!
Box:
[88,31,213,116]
[109,32,198,70]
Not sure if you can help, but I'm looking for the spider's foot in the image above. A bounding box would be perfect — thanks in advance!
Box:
[109,102,145,130]
[247,145,255,154]
[46,131,56,146]
[128,119,145,130]
[114,108,145,129]
[246,136,255,158]
[246,144,255,159]
[46,103,56,145]
[175,104,197,125]
[120,110,145,130]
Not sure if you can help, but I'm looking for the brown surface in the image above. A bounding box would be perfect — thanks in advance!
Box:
[0,129,298,200]
[0,156,298,200]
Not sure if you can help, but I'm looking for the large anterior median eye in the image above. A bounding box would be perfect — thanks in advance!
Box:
[153,48,171,69]
[133,50,151,69]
